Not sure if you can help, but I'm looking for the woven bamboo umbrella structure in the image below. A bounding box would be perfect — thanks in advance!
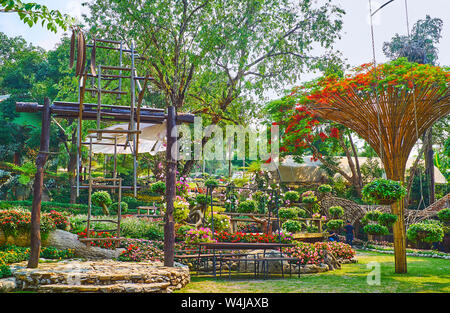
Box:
[304,61,450,273]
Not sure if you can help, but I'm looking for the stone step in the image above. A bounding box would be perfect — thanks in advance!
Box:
[39,282,171,293]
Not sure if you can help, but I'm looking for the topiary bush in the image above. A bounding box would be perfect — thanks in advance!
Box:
[318,184,332,193]
[284,191,300,203]
[282,219,303,233]
[363,224,389,236]
[196,194,210,206]
[91,191,112,215]
[150,181,166,195]
[406,222,444,244]
[204,178,219,188]
[377,213,398,227]
[437,208,450,224]
[326,219,344,232]
[278,207,298,219]
[294,207,307,218]
[362,178,407,205]
[237,200,257,214]
[328,206,344,219]
[302,195,317,204]
[110,202,128,214]
[204,213,231,232]
[364,210,383,222]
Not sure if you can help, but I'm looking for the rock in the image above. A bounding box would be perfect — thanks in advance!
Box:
[44,230,124,259]
[0,277,16,292]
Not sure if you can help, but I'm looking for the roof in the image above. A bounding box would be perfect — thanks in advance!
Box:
[274,156,447,184]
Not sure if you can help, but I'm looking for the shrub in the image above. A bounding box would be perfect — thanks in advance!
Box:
[301,191,314,198]
[195,194,209,206]
[328,206,344,219]
[282,219,302,233]
[185,227,216,246]
[204,213,231,232]
[204,178,219,188]
[77,229,115,249]
[110,202,128,214]
[364,210,382,222]
[295,208,307,218]
[326,219,344,231]
[362,179,407,204]
[437,208,450,224]
[283,242,355,265]
[173,197,190,223]
[302,195,317,204]
[0,209,55,239]
[377,213,398,227]
[177,225,195,237]
[47,210,70,230]
[0,264,11,278]
[279,207,298,219]
[150,181,166,195]
[318,184,332,193]
[406,222,444,244]
[306,225,319,233]
[284,191,300,203]
[91,191,112,215]
[363,224,389,236]
[215,231,294,244]
[120,217,164,240]
[237,200,257,214]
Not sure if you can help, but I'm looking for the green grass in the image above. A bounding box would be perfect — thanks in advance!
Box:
[176,250,450,293]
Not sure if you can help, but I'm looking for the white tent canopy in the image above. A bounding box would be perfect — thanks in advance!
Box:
[275,156,447,184]
[85,122,166,155]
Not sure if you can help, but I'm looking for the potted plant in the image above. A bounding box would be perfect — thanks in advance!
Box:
[362,179,407,205]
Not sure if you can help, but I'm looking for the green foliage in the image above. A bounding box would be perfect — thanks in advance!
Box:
[196,194,210,206]
[279,207,298,219]
[362,179,407,204]
[295,208,307,218]
[328,206,344,219]
[326,219,344,231]
[0,264,11,278]
[284,191,300,203]
[318,184,332,193]
[177,225,195,237]
[364,210,383,222]
[437,208,450,224]
[363,224,389,236]
[302,195,317,204]
[282,220,303,233]
[172,198,190,223]
[110,201,128,214]
[204,178,219,188]
[120,217,164,240]
[150,181,166,195]
[407,222,444,244]
[377,213,398,228]
[204,213,231,232]
[237,200,257,214]
[91,191,112,215]
[306,225,319,233]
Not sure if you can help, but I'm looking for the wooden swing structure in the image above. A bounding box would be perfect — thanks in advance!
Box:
[16,28,195,268]
[307,0,450,273]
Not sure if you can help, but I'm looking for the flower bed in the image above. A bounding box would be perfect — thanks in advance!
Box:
[283,241,355,265]
[215,230,294,244]
[118,239,164,262]
[77,229,115,249]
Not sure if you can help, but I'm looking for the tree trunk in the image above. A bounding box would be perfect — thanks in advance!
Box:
[28,98,51,269]
[164,106,177,267]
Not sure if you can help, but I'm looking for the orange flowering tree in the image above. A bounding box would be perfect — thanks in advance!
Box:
[275,57,450,274]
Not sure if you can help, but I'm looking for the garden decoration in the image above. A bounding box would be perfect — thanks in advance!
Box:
[15,29,196,268]
[362,179,407,205]
[280,0,450,273]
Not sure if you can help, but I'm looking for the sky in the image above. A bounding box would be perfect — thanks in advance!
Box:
[1,0,449,72]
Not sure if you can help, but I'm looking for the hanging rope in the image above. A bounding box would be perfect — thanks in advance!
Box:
[404,0,426,209]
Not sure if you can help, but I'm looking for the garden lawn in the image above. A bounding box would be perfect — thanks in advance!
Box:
[176,250,450,293]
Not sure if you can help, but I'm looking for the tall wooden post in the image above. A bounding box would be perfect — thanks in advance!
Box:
[28,98,51,268]
[164,106,176,267]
